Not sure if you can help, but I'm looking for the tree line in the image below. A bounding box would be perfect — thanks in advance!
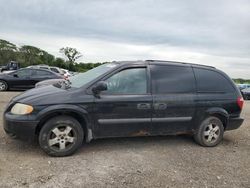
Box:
[1,39,249,82]
[233,78,250,84]
[0,39,104,72]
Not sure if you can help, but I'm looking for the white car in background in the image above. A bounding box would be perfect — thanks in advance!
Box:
[27,65,65,77]
[61,68,72,77]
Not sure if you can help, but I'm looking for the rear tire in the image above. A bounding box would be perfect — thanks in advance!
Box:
[0,80,8,91]
[194,116,224,147]
[39,116,84,157]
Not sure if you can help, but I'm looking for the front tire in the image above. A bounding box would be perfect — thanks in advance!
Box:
[194,116,224,147]
[0,80,8,91]
[39,116,84,157]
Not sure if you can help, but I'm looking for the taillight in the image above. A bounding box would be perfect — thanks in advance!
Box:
[237,97,244,110]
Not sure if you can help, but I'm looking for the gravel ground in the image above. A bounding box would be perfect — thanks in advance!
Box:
[0,92,249,188]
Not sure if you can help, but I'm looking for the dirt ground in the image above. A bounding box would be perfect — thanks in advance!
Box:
[0,92,249,188]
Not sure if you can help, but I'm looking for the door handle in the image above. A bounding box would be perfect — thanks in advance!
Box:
[154,103,167,110]
[137,103,151,110]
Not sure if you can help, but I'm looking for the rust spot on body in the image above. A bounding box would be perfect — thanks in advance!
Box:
[132,130,150,137]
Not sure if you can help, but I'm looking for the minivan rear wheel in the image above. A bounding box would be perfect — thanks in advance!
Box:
[194,116,224,147]
[39,116,84,157]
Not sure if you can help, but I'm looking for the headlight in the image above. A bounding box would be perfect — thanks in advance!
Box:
[11,103,34,115]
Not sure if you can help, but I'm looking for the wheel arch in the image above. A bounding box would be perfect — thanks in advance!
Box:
[35,104,93,142]
[0,79,9,90]
[205,107,229,129]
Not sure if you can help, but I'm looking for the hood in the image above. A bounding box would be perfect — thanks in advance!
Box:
[12,85,67,104]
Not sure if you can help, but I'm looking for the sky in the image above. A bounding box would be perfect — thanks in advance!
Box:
[0,0,250,78]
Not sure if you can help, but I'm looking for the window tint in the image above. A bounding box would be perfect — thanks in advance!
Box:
[50,68,60,73]
[15,69,32,78]
[151,65,195,94]
[105,68,147,94]
[34,70,53,76]
[40,66,49,69]
[194,68,234,92]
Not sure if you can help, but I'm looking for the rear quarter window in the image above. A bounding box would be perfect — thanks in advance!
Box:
[194,68,234,93]
[34,70,53,76]
[150,65,195,94]
[50,68,60,73]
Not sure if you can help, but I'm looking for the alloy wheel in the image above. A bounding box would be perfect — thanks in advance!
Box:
[203,123,220,143]
[0,81,7,91]
[48,125,76,151]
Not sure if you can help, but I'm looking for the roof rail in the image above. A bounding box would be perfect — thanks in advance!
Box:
[145,60,215,69]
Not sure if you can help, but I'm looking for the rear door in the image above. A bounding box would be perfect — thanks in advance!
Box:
[31,69,58,85]
[150,63,196,134]
[93,65,153,138]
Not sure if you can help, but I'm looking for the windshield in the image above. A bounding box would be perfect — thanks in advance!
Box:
[69,63,118,88]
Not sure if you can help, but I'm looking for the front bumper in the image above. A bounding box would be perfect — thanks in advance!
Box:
[3,112,39,141]
[225,117,244,131]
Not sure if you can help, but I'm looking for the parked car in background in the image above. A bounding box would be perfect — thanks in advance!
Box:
[35,78,66,88]
[28,65,65,77]
[3,60,244,157]
[237,84,250,91]
[50,67,65,76]
[0,61,20,72]
[61,68,72,77]
[241,88,250,100]
[0,68,63,91]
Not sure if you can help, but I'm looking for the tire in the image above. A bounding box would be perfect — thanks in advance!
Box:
[0,80,8,91]
[39,116,84,157]
[194,116,224,147]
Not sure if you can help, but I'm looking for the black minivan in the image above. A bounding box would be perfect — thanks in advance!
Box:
[3,60,244,156]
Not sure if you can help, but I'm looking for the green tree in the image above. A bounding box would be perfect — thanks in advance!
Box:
[19,45,43,65]
[39,51,55,66]
[0,39,18,65]
[53,57,67,69]
[60,47,82,64]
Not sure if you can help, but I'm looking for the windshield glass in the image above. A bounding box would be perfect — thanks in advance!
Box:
[69,63,118,88]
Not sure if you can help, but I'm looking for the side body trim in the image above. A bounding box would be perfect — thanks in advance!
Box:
[98,117,192,124]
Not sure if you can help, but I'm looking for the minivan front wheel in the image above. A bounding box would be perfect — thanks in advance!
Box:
[194,116,224,147]
[39,116,84,157]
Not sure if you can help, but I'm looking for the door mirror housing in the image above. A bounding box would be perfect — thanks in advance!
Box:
[92,81,107,96]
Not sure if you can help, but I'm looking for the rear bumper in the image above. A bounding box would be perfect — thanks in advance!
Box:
[3,112,39,141]
[225,117,244,131]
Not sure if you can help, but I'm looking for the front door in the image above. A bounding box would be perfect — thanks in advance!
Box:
[8,69,33,89]
[93,66,153,138]
[150,64,196,135]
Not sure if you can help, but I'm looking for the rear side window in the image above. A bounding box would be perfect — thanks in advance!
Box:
[34,70,53,76]
[50,68,60,73]
[150,65,195,94]
[194,68,234,93]
[14,69,32,78]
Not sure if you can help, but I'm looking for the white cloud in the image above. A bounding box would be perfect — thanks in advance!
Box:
[0,0,250,78]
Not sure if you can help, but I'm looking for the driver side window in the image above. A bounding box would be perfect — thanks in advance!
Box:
[104,68,147,94]
[14,69,32,78]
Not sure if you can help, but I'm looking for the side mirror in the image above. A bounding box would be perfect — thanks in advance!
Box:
[92,81,107,96]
